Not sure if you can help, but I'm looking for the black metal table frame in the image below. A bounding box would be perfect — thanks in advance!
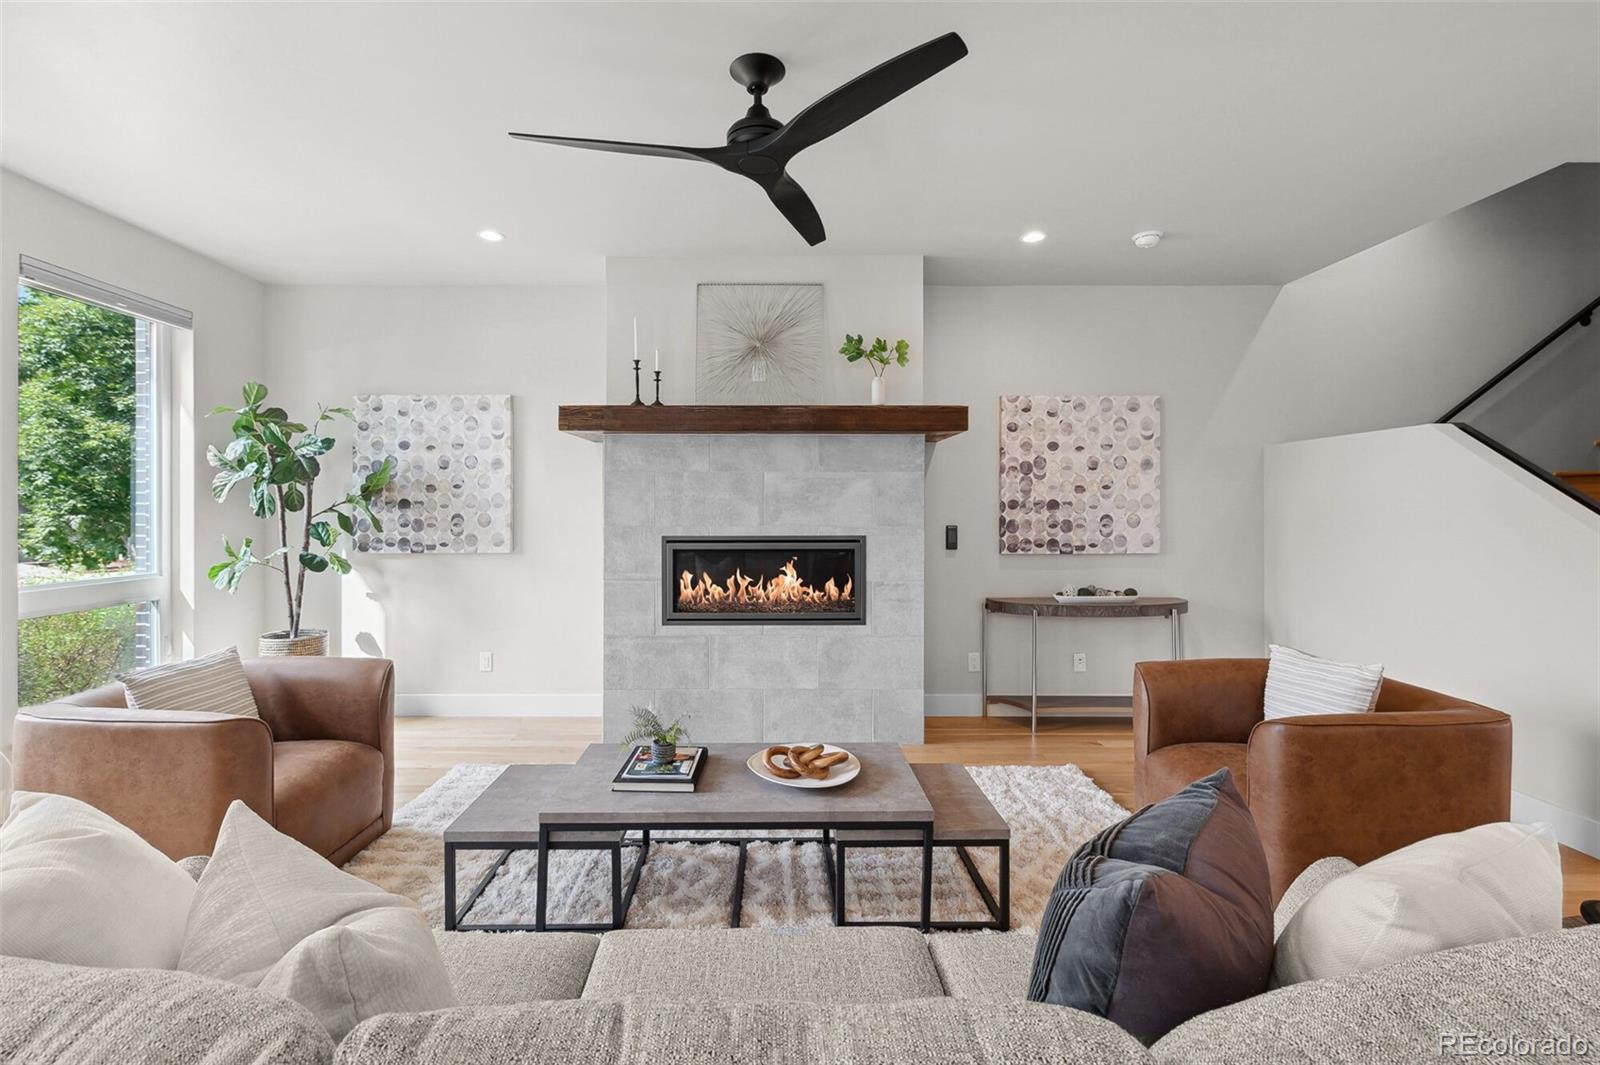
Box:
[833,836,1010,931]
[444,818,936,933]
[445,834,637,933]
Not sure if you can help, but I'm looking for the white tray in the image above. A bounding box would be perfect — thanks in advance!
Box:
[746,744,861,789]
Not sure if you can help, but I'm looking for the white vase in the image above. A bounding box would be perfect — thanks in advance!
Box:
[870,377,886,405]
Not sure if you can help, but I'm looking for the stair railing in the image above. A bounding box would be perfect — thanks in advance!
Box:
[1437,294,1600,516]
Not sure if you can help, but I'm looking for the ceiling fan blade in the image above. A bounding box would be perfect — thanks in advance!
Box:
[756,171,826,246]
[508,132,724,165]
[761,31,967,160]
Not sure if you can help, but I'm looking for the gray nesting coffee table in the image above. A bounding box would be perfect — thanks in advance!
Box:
[442,742,1010,933]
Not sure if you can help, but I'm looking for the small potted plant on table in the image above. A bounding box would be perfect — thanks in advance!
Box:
[620,705,691,767]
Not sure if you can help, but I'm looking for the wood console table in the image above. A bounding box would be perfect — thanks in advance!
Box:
[981,597,1189,734]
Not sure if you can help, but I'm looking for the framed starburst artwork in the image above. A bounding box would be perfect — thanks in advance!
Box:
[695,283,824,403]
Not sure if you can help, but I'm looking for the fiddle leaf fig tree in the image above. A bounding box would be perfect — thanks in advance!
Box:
[206,382,395,639]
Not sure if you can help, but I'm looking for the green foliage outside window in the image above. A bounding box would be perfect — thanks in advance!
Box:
[16,604,138,706]
[16,287,142,702]
[16,286,137,572]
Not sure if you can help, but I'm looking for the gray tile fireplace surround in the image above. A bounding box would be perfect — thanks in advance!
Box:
[603,433,925,744]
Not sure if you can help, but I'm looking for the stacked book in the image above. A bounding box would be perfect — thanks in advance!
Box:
[611,745,707,792]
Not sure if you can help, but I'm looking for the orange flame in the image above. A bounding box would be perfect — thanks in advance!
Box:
[677,558,854,614]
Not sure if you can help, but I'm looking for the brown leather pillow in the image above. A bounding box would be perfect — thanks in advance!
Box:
[1027,768,1273,1044]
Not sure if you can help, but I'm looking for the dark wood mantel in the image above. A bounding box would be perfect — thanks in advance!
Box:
[557,405,968,442]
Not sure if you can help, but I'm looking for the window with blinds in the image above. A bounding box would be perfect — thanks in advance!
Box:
[15,258,185,704]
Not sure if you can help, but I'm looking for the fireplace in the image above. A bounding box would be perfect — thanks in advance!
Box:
[662,536,865,625]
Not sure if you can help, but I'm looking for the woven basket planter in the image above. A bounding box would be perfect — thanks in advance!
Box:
[258,629,329,657]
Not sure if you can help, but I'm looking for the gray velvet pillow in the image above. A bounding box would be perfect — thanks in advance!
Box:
[1027,768,1274,1044]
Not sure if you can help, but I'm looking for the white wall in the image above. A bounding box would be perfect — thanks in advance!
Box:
[604,256,924,407]
[1213,163,1600,449]
[263,286,605,713]
[1,170,267,745]
[920,165,1599,712]
[923,286,1279,708]
[1265,424,1600,853]
[8,164,1593,737]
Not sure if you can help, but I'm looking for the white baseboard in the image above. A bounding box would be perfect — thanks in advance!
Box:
[1511,789,1600,858]
[924,693,984,716]
[395,693,601,718]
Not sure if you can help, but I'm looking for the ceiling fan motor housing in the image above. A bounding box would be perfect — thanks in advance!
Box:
[727,53,787,143]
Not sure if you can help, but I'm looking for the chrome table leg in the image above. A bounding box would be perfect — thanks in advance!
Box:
[1030,609,1038,736]
[980,605,989,719]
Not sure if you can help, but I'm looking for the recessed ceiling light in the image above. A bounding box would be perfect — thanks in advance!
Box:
[1019,230,1047,244]
[477,229,505,243]
[1132,230,1163,249]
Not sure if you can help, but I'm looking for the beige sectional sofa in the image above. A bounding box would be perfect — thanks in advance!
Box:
[4,923,1597,1064]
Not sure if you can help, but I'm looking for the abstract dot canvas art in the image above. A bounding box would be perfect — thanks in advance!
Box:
[351,394,513,554]
[998,394,1161,555]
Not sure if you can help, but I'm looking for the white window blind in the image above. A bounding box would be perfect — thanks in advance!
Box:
[18,255,193,330]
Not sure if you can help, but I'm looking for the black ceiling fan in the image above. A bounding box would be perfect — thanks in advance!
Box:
[508,31,968,246]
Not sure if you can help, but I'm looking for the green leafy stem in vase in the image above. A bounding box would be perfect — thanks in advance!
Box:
[619,704,690,751]
[205,382,396,640]
[839,334,910,379]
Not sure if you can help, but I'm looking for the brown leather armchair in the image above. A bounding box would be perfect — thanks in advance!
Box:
[1133,658,1511,901]
[12,657,394,865]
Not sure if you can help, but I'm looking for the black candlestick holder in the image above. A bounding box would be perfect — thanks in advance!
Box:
[630,359,644,405]
[651,370,664,406]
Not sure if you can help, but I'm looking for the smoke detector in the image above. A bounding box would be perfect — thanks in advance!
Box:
[1131,230,1163,250]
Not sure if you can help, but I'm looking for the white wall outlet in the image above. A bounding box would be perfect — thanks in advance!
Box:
[478,651,494,673]
[967,652,982,673]
[1073,652,1087,673]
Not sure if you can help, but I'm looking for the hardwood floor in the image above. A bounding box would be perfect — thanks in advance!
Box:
[392,715,599,806]
[395,712,1600,919]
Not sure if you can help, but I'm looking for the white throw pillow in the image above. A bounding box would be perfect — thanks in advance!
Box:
[120,645,261,718]
[179,800,457,1040]
[1273,856,1358,940]
[0,791,197,968]
[1263,644,1383,720]
[1273,822,1562,986]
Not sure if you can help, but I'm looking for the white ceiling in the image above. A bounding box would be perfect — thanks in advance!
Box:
[3,2,1596,286]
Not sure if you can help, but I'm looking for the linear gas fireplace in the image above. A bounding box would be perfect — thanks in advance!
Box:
[662,536,865,625]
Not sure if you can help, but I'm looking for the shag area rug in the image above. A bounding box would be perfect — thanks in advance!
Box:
[344,763,1128,931]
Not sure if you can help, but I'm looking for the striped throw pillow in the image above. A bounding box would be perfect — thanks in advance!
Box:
[1263,644,1383,720]
[119,647,261,719]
